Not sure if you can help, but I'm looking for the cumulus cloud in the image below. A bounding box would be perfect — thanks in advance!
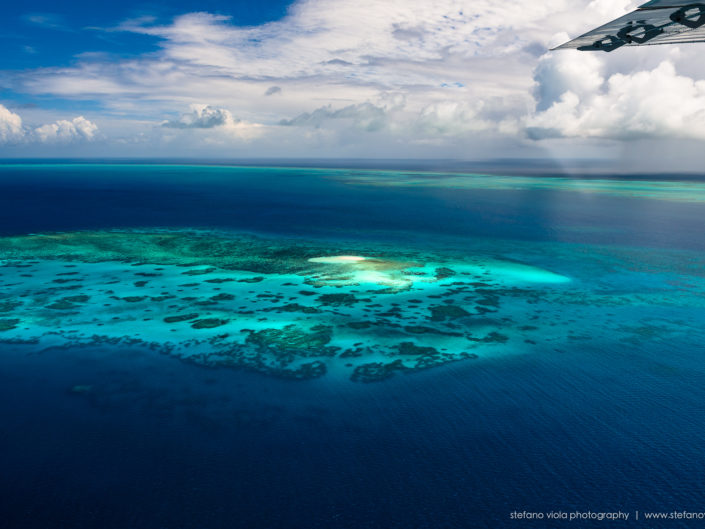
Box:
[160,104,264,142]
[163,104,237,129]
[528,57,705,141]
[532,50,604,112]
[0,104,98,144]
[34,116,99,142]
[0,105,24,143]
[264,86,281,96]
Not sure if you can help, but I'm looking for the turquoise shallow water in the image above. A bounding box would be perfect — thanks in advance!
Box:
[1,164,705,527]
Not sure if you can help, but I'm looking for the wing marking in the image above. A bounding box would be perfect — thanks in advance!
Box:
[555,2,705,51]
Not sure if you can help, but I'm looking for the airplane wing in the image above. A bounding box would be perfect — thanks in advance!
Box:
[554,1,705,51]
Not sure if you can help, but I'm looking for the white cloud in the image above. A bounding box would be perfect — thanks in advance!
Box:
[0,105,23,143]
[17,0,591,104]
[281,102,389,131]
[586,0,638,19]
[159,104,264,143]
[163,104,237,129]
[415,101,493,135]
[533,50,604,111]
[0,105,98,145]
[277,95,510,138]
[34,116,98,142]
[528,58,705,140]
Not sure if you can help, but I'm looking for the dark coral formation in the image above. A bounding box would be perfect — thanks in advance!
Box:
[0,318,20,331]
[469,331,509,344]
[396,341,440,356]
[435,267,456,280]
[246,324,337,361]
[238,277,265,283]
[351,360,406,382]
[210,293,236,301]
[46,299,79,310]
[182,268,217,276]
[316,293,358,305]
[0,300,22,312]
[164,313,199,323]
[191,318,229,329]
[64,295,90,303]
[429,304,471,321]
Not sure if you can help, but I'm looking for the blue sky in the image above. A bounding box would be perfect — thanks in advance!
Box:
[1,1,293,69]
[2,0,705,169]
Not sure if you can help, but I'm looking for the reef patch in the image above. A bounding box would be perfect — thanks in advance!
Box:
[0,228,613,382]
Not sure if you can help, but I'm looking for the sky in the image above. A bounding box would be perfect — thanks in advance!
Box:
[2,0,705,170]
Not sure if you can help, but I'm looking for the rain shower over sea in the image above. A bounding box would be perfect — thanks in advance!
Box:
[1,163,704,528]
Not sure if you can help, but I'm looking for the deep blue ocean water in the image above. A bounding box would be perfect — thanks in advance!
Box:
[1,163,705,528]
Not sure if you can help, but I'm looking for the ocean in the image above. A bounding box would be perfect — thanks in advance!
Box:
[0,163,704,528]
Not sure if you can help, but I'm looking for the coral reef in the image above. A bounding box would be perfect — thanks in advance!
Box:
[351,360,407,383]
[0,319,20,331]
[0,228,610,382]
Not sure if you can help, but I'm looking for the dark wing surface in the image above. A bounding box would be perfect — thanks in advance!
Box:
[555,1,705,51]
